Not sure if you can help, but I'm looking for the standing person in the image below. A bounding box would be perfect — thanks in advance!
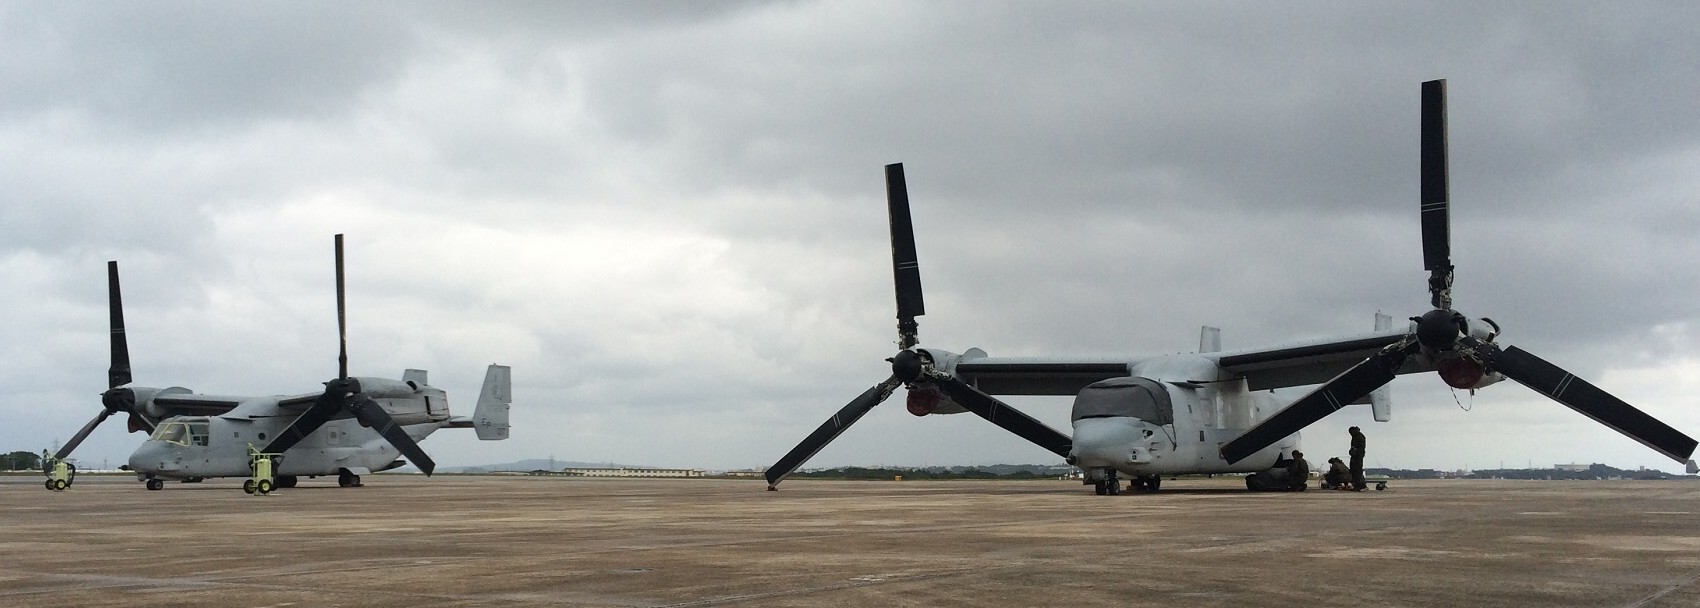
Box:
[1348,426,1367,491]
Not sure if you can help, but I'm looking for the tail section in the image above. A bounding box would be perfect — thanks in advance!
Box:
[473,364,511,440]
[1370,313,1393,422]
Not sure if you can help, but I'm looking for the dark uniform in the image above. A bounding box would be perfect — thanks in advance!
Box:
[1324,458,1350,488]
[1287,452,1311,491]
[1348,427,1367,491]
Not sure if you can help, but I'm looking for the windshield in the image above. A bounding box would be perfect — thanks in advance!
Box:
[148,418,209,446]
[1071,376,1174,424]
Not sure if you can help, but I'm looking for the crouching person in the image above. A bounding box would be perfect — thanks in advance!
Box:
[1246,450,1311,492]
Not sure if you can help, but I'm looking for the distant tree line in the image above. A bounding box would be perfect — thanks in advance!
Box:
[1,451,44,471]
[1367,463,1683,481]
[790,466,1069,480]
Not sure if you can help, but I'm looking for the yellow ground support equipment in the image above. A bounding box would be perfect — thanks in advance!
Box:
[44,452,74,492]
[244,444,281,495]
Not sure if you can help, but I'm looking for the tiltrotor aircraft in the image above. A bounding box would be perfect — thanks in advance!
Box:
[765,80,1698,494]
[47,234,512,492]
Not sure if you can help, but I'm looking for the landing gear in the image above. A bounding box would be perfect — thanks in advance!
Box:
[276,475,298,489]
[1130,475,1162,492]
[1092,469,1121,495]
[338,470,362,488]
[145,478,164,491]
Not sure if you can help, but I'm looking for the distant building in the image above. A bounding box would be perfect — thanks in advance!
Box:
[561,467,703,478]
[1554,463,1590,472]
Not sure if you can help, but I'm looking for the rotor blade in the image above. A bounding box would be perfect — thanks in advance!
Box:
[55,409,116,460]
[1221,343,1412,464]
[262,394,344,455]
[1467,340,1698,463]
[107,261,132,388]
[765,376,901,489]
[335,234,348,380]
[345,394,435,476]
[1420,79,1450,276]
[931,376,1072,459]
[886,164,925,346]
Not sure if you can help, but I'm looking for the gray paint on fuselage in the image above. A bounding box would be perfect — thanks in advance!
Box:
[1071,355,1294,478]
[126,375,455,480]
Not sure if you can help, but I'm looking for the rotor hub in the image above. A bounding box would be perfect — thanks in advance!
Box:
[889,350,926,383]
[1415,309,1466,353]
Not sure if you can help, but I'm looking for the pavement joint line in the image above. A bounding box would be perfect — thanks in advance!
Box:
[1619,568,1700,608]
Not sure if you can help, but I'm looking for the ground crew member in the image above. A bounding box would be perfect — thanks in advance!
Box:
[1324,457,1350,489]
[1286,450,1310,491]
[1349,426,1367,491]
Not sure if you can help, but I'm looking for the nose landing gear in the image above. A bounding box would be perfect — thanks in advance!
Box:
[1092,469,1121,495]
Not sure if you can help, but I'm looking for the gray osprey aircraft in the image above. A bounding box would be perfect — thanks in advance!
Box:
[48,235,512,491]
[765,80,1698,494]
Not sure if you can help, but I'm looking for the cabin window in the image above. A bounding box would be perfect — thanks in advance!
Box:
[186,420,209,446]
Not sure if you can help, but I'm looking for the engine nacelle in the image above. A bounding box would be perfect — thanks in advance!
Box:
[139,387,192,419]
[906,386,942,416]
[1436,357,1504,390]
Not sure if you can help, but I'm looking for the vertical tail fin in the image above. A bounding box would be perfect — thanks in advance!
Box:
[1370,313,1393,422]
[474,364,511,440]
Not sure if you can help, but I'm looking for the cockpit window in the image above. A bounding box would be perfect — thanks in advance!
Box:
[149,419,210,446]
[1071,376,1174,424]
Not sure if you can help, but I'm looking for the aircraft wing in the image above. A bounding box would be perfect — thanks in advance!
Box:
[150,393,245,417]
[152,393,322,419]
[1214,328,1434,391]
[953,356,1138,396]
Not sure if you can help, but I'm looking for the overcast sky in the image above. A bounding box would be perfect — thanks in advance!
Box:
[4,2,1697,475]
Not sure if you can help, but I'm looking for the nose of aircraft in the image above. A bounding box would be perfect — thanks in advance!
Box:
[127,441,169,473]
[1069,417,1144,468]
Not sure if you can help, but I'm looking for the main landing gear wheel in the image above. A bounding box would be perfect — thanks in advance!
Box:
[145,479,164,491]
[1131,475,1161,492]
[243,479,257,494]
[276,475,298,488]
[338,470,361,488]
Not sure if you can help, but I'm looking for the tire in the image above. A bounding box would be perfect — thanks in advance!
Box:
[276,475,298,489]
[52,479,67,491]
[46,479,55,491]
[1094,482,1107,496]
[257,479,273,495]
[243,479,256,494]
[146,479,163,491]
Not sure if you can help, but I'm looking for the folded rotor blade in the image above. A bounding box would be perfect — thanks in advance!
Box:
[1466,339,1698,463]
[1420,79,1450,277]
[107,261,132,388]
[55,409,116,460]
[886,164,925,346]
[346,394,435,476]
[1221,343,1413,464]
[931,377,1072,459]
[765,376,901,489]
[335,234,349,380]
[262,394,344,455]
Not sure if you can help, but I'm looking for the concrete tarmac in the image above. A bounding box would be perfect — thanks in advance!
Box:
[3,475,1698,607]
